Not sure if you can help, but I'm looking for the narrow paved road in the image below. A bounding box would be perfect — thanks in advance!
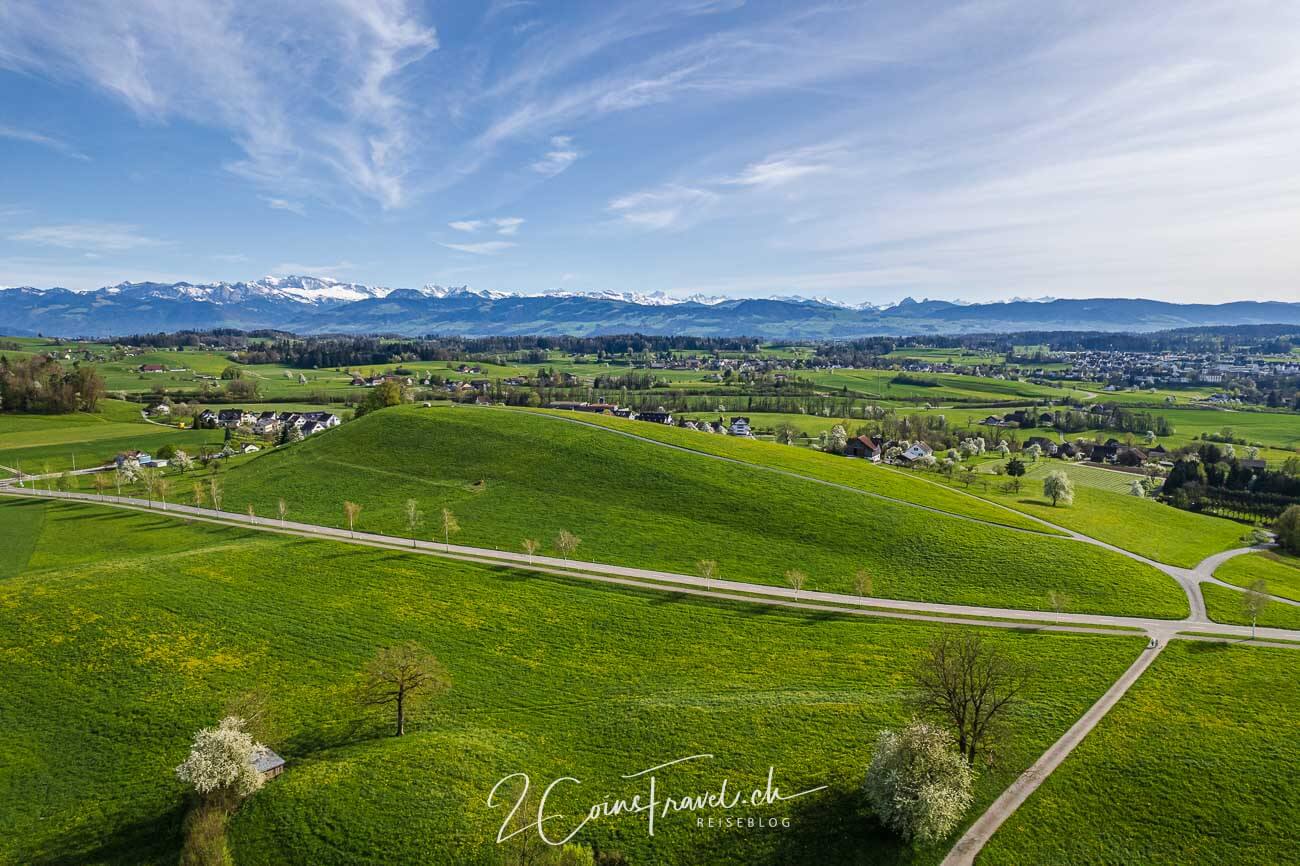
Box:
[7,487,1299,646]
[940,642,1167,866]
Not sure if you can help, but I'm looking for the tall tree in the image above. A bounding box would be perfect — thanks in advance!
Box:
[913,631,1029,764]
[357,643,450,737]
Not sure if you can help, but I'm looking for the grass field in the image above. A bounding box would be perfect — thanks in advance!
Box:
[919,458,1248,569]
[0,498,1145,866]
[978,641,1300,866]
[528,408,1051,532]
[1214,550,1300,602]
[1201,583,1300,631]
[0,400,225,475]
[210,405,1188,616]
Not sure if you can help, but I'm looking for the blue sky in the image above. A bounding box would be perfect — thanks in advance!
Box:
[1,0,1298,303]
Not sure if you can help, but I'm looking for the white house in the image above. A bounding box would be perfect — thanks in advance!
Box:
[899,442,934,463]
[727,416,754,437]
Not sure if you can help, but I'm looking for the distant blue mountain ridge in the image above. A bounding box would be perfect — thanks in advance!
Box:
[2,276,1298,338]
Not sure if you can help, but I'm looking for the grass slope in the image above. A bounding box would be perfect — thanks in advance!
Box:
[1201,582,1300,630]
[526,408,1053,533]
[0,499,1143,866]
[216,406,1185,617]
[979,641,1300,866]
[922,461,1246,568]
[1214,550,1300,602]
[0,400,222,475]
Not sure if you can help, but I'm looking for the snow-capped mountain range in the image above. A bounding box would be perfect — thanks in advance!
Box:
[2,274,1297,338]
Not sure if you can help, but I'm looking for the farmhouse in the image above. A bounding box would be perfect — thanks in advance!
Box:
[847,434,884,462]
[138,364,166,373]
[196,409,218,428]
[637,411,674,425]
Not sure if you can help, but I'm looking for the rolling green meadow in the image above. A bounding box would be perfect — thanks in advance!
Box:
[0,399,223,476]
[526,407,1245,570]
[211,405,1188,617]
[1201,583,1300,631]
[923,460,1248,569]
[977,641,1300,866]
[1214,550,1300,602]
[0,498,1145,866]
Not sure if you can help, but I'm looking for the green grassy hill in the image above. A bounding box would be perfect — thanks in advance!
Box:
[979,641,1300,866]
[213,405,1186,617]
[921,460,1248,569]
[0,498,1142,866]
[1214,550,1300,602]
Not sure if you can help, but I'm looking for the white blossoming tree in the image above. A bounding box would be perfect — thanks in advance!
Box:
[864,719,974,845]
[1043,470,1075,507]
[175,716,266,805]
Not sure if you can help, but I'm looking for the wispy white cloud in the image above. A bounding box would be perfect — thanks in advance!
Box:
[9,222,164,252]
[723,157,828,188]
[448,216,524,235]
[608,185,717,231]
[0,0,437,209]
[262,197,305,216]
[531,135,581,177]
[0,125,89,160]
[439,240,516,255]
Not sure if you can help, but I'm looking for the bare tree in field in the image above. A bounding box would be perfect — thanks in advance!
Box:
[209,478,224,512]
[440,507,460,550]
[114,467,128,496]
[521,538,540,564]
[1047,590,1069,614]
[358,643,450,737]
[139,467,160,505]
[404,499,424,547]
[785,569,807,600]
[92,472,110,499]
[246,503,256,523]
[854,568,873,598]
[554,529,580,561]
[1243,579,1271,640]
[344,500,362,537]
[192,481,206,509]
[698,559,718,590]
[157,476,171,510]
[914,630,1029,764]
[277,498,288,527]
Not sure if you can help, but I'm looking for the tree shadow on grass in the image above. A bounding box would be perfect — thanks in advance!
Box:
[1186,639,1234,654]
[683,784,920,866]
[27,804,185,866]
